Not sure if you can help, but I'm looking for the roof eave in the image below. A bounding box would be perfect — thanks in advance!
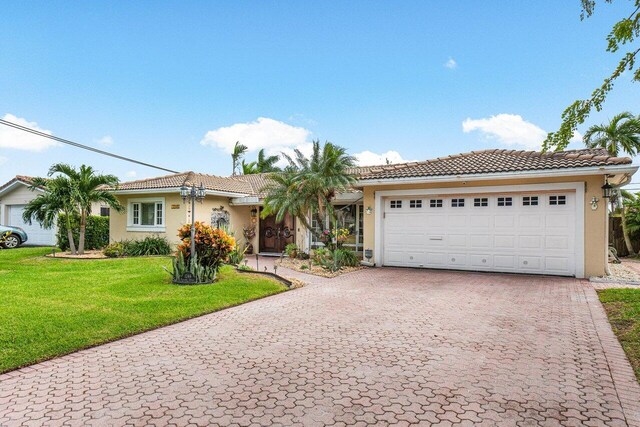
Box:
[0,179,44,198]
[113,187,250,198]
[356,164,639,186]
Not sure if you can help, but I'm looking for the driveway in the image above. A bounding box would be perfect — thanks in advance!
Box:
[1,267,639,426]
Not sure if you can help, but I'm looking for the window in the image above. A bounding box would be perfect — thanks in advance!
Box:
[129,199,164,229]
[390,200,402,209]
[474,198,488,207]
[522,196,539,206]
[99,207,110,217]
[409,199,422,208]
[429,199,443,208]
[311,204,363,253]
[549,195,567,205]
[497,197,513,207]
[451,198,465,208]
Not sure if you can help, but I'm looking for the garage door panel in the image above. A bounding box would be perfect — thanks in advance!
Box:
[382,192,576,276]
[8,205,56,246]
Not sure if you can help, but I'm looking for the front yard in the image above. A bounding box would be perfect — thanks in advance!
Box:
[599,288,640,380]
[0,247,287,373]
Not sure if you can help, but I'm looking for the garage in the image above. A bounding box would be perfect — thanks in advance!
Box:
[7,204,56,246]
[381,190,578,276]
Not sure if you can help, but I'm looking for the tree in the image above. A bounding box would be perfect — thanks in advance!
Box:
[583,112,640,156]
[618,190,637,256]
[231,141,248,175]
[261,140,356,241]
[22,175,80,254]
[255,149,281,173]
[23,164,124,254]
[241,160,258,175]
[543,1,640,151]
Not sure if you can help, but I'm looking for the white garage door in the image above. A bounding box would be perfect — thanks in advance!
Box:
[383,193,576,276]
[7,204,56,246]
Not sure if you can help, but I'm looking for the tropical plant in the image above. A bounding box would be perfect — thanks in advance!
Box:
[227,246,247,266]
[166,251,216,284]
[103,237,172,258]
[241,160,258,175]
[57,214,110,251]
[261,140,357,241]
[622,191,640,256]
[285,243,298,259]
[311,247,331,265]
[255,149,281,173]
[232,141,248,175]
[23,164,123,255]
[583,112,640,156]
[544,1,640,151]
[177,222,236,273]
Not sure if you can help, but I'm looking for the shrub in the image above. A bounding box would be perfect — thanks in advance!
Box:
[334,248,359,267]
[123,236,172,256]
[297,251,310,260]
[166,251,215,284]
[237,264,254,271]
[103,242,125,258]
[299,264,309,270]
[227,246,247,266]
[285,243,298,259]
[312,247,331,265]
[57,214,109,250]
[177,222,235,273]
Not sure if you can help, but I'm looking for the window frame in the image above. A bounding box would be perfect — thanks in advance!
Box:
[409,199,423,209]
[522,196,539,206]
[549,195,567,206]
[127,197,166,232]
[429,199,443,208]
[451,198,465,208]
[473,197,488,207]
[497,196,513,207]
[390,200,402,209]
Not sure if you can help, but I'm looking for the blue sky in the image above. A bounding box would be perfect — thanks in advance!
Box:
[1,1,638,184]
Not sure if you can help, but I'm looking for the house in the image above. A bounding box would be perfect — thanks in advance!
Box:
[109,148,637,278]
[0,175,110,246]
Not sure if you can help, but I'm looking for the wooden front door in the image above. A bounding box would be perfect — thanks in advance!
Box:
[259,212,295,253]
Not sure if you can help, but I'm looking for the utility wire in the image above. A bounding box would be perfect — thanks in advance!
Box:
[0,118,179,174]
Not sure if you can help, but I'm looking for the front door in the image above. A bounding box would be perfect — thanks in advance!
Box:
[259,212,295,253]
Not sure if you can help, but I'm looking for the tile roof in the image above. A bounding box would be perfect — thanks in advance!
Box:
[112,148,633,197]
[353,148,632,181]
[114,171,262,195]
[0,175,40,194]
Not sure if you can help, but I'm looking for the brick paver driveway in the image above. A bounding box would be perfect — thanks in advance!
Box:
[1,267,640,426]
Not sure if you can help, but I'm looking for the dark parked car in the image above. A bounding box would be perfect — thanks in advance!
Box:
[0,225,28,248]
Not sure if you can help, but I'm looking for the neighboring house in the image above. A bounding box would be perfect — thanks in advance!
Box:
[0,175,109,246]
[109,148,637,278]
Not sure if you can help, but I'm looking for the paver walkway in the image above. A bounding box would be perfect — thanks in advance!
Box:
[1,267,639,426]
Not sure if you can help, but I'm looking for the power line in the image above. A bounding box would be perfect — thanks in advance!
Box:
[0,118,179,174]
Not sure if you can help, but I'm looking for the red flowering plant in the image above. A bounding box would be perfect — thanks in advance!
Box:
[177,222,236,273]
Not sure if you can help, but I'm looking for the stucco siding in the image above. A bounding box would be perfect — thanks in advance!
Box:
[361,174,608,277]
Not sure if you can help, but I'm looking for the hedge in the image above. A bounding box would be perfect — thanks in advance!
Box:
[56,214,110,250]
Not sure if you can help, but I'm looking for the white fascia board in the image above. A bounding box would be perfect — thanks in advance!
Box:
[358,165,639,186]
[230,196,262,206]
[113,187,248,198]
[0,180,44,198]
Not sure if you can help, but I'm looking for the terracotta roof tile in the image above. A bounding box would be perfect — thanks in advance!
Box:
[0,175,40,193]
[352,148,632,181]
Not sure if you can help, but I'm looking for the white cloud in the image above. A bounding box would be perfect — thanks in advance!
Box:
[444,57,457,69]
[462,114,549,149]
[96,135,113,146]
[125,170,137,178]
[0,113,58,152]
[200,117,311,155]
[354,150,413,166]
[462,114,584,150]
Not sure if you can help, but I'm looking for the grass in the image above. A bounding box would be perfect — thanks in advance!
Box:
[0,247,287,373]
[598,288,640,381]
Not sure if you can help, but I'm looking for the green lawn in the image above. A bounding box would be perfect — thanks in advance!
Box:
[598,288,640,381]
[0,247,287,373]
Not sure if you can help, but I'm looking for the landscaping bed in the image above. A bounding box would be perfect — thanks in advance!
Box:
[0,247,287,373]
[598,288,640,382]
[278,256,364,278]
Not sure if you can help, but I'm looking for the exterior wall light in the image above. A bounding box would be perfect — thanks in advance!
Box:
[250,208,258,218]
[601,176,613,199]
[364,249,373,262]
[591,196,599,211]
[365,206,372,215]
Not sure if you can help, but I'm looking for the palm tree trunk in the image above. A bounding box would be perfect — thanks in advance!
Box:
[78,210,86,255]
[622,208,636,256]
[65,212,77,255]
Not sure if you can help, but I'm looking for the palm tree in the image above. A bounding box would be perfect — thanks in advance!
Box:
[617,190,637,256]
[22,175,80,254]
[255,149,281,173]
[231,141,248,175]
[241,160,258,175]
[583,112,640,156]
[261,140,356,241]
[23,164,124,254]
